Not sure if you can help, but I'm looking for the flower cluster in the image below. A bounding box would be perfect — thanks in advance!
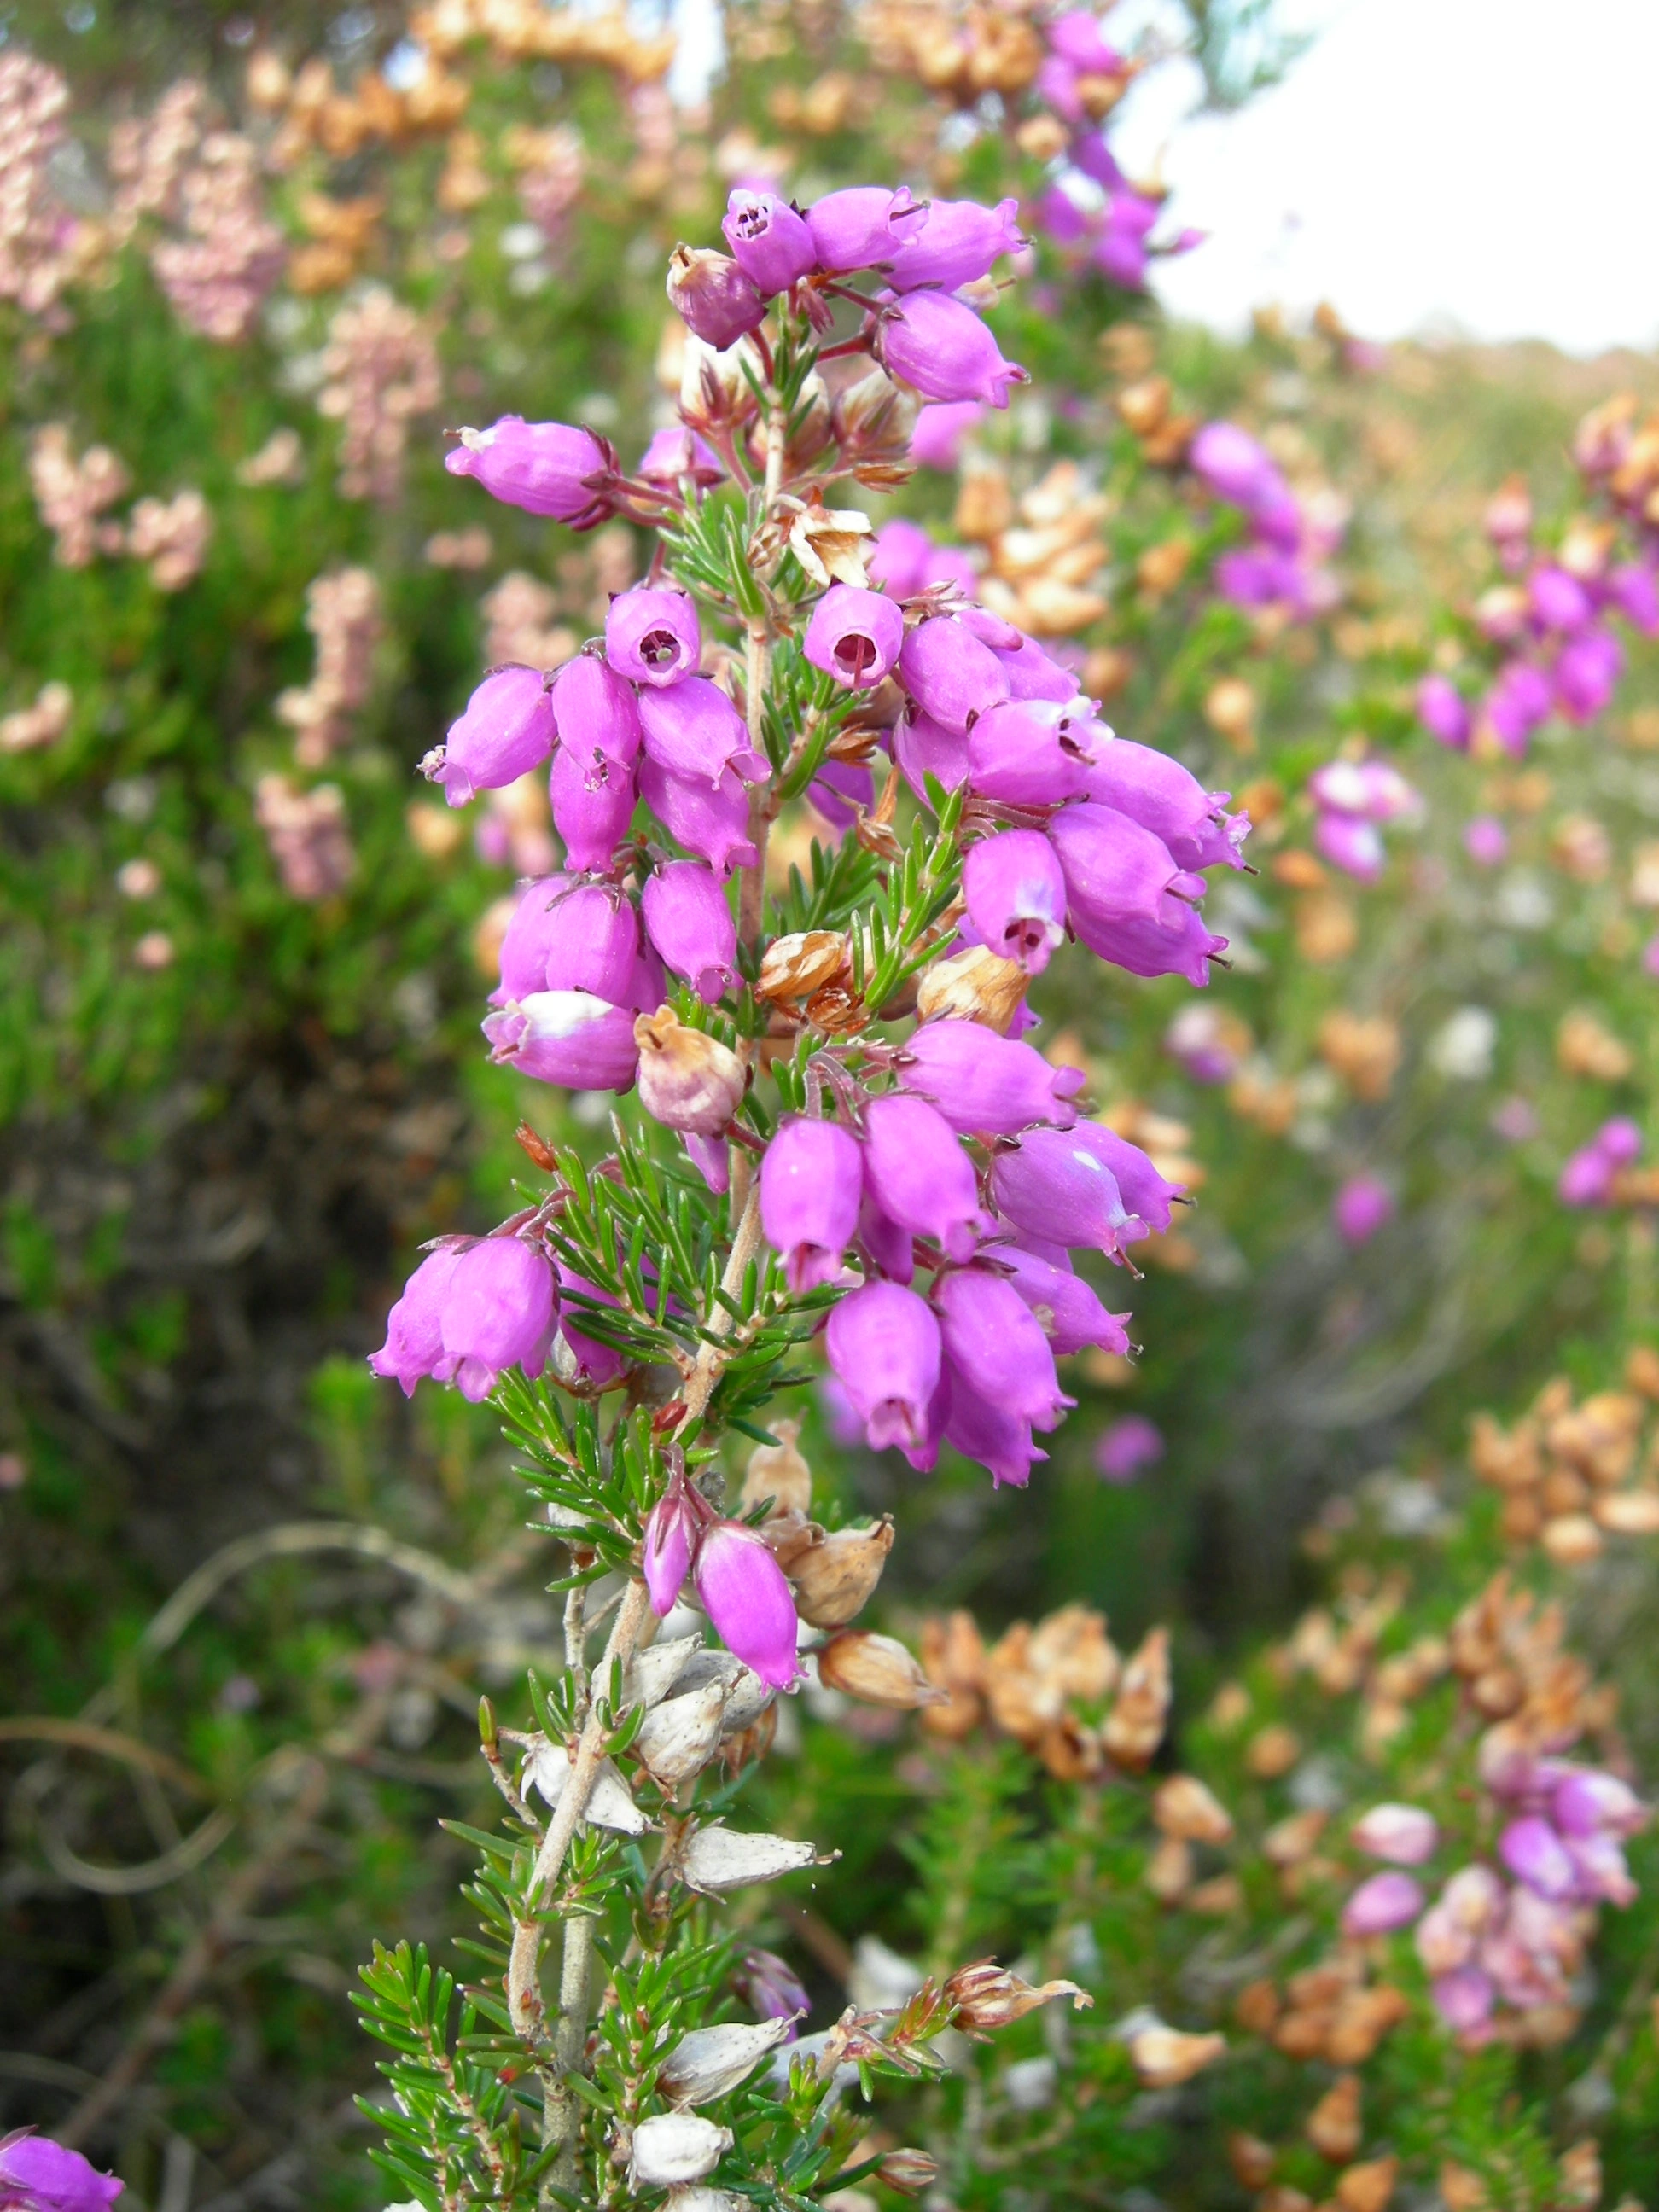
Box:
[1304,754,1423,883]
[125,487,212,591]
[0,53,84,320]
[1190,419,1345,621]
[253,773,355,900]
[1558,1114,1644,1213]
[920,1601,1172,1778]
[276,568,383,767]
[416,182,1251,1501]
[316,286,442,503]
[148,128,283,342]
[1027,15,1197,291]
[0,680,73,756]
[1417,397,1659,757]
[26,425,130,568]
[1469,1365,1659,1557]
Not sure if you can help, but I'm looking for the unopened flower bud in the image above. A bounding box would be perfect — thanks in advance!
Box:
[1152,1773,1234,1845]
[816,1628,946,1708]
[659,2017,797,2106]
[833,366,918,460]
[628,2112,731,2190]
[876,2150,939,2195]
[943,1961,1091,2034]
[643,1483,701,1617]
[788,1517,894,1628]
[667,245,767,351]
[916,946,1029,1033]
[635,1007,746,1137]
[679,335,762,434]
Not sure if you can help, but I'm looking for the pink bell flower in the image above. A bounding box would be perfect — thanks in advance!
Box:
[696,1519,801,1686]
[551,653,643,763]
[803,583,905,689]
[605,586,701,690]
[1340,1870,1424,1937]
[493,881,639,1007]
[861,1093,990,1262]
[966,699,1091,806]
[437,1235,556,1402]
[637,675,760,788]
[990,1126,1148,1262]
[898,614,1010,733]
[638,758,758,879]
[722,189,818,295]
[445,416,614,524]
[886,195,1024,294]
[424,666,556,806]
[482,991,641,1090]
[824,1279,943,1452]
[990,1244,1132,1359]
[933,1266,1070,1431]
[370,1243,466,1397]
[805,184,927,273]
[760,1118,864,1295]
[896,1018,1083,1136]
[963,830,1068,973]
[641,861,737,1003]
[0,2135,125,2212]
[876,290,1027,408]
[548,743,637,870]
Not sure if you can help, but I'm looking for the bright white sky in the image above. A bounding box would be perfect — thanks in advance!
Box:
[1115,0,1659,355]
[668,0,1659,357]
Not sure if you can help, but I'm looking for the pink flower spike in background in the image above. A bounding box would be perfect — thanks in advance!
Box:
[1093,1415,1163,1484]
[1332,1174,1394,1247]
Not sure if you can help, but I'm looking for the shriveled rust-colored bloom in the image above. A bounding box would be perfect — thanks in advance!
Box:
[915,945,1030,1033]
[1126,2018,1225,2087]
[756,929,848,1002]
[1306,2072,1364,2163]
[788,1518,894,1628]
[943,1960,1091,2034]
[634,1006,746,1137]
[1101,1626,1171,1769]
[1152,1773,1234,1845]
[817,1629,944,1710]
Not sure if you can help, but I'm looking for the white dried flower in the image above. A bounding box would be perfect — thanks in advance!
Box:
[633,1679,729,1787]
[678,1822,824,1894]
[521,1738,649,1835]
[627,2112,731,2188]
[623,1633,703,1711]
[658,2017,796,2105]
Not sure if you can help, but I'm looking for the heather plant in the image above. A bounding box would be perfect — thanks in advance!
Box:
[6,0,1659,2202]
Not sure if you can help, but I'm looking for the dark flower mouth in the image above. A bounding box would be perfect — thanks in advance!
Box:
[733,207,769,241]
[834,633,877,679]
[639,628,682,666]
